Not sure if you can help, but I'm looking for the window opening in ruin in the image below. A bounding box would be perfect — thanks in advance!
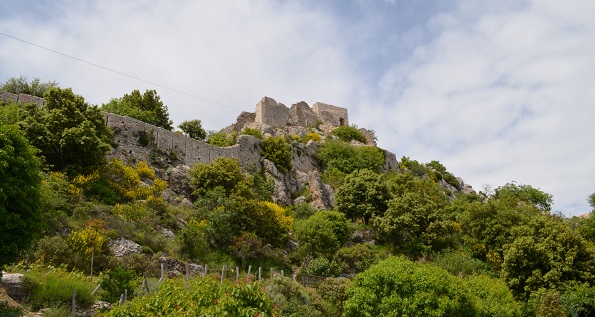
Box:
[339,117,345,126]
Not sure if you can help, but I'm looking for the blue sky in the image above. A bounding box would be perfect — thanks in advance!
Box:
[1,0,594,216]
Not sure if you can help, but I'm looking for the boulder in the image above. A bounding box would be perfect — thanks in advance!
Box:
[109,238,142,257]
[1,273,24,303]
[166,165,192,198]
[308,171,335,210]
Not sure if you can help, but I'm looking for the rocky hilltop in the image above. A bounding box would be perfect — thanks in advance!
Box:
[106,96,473,208]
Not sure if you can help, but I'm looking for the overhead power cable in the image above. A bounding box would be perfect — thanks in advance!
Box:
[0,32,244,111]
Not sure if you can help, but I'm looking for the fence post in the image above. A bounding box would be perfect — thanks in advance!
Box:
[119,293,125,306]
[281,270,284,277]
[258,267,262,281]
[270,268,274,279]
[91,282,102,296]
[236,267,239,281]
[204,264,208,276]
[125,289,128,302]
[185,262,189,288]
[71,289,76,314]
[302,275,306,287]
[221,266,226,284]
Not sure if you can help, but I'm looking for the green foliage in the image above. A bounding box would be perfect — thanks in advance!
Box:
[317,277,350,317]
[430,249,491,277]
[302,257,342,277]
[373,175,453,256]
[577,212,595,243]
[1,75,58,97]
[501,214,595,301]
[20,87,113,175]
[0,101,22,124]
[292,202,317,220]
[344,256,477,317]
[531,289,568,317]
[304,131,322,143]
[0,125,43,266]
[399,156,428,177]
[335,169,390,222]
[21,268,94,310]
[178,119,206,140]
[190,158,245,196]
[494,182,554,212]
[588,191,595,209]
[466,274,522,317]
[426,160,461,189]
[264,276,330,317]
[560,282,595,316]
[331,125,365,143]
[459,198,539,271]
[103,277,280,317]
[334,244,389,275]
[295,211,350,259]
[102,89,173,130]
[262,136,292,172]
[240,127,263,139]
[34,236,74,269]
[206,130,237,147]
[317,140,385,175]
[0,300,22,316]
[100,268,138,303]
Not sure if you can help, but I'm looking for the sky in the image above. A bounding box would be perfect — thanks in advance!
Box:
[1,0,594,216]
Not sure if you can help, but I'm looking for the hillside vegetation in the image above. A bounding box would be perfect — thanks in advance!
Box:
[1,76,595,316]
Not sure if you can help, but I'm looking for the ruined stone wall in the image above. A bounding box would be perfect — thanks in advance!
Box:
[0,91,45,107]
[255,97,289,128]
[104,112,261,171]
[312,102,348,128]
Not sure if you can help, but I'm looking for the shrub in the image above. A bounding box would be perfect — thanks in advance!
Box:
[344,256,476,317]
[100,268,138,303]
[431,249,491,277]
[264,276,328,317]
[466,275,522,317]
[334,244,388,275]
[207,130,237,147]
[295,211,349,259]
[262,136,292,172]
[335,168,390,223]
[317,140,384,175]
[317,277,350,317]
[0,300,22,316]
[34,236,74,268]
[331,125,365,143]
[304,132,322,143]
[102,277,280,316]
[240,127,263,139]
[302,257,342,277]
[190,158,245,196]
[292,202,317,219]
[21,269,94,310]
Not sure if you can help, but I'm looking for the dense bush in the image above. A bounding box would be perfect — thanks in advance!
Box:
[21,268,94,310]
[330,125,366,143]
[344,256,477,317]
[317,140,385,175]
[295,211,349,259]
[100,268,138,303]
[102,277,280,317]
[190,157,245,196]
[334,244,388,275]
[206,130,237,147]
[466,274,522,317]
[264,276,330,317]
[102,89,173,130]
[335,169,390,222]
[301,257,342,277]
[262,136,292,172]
[240,127,263,139]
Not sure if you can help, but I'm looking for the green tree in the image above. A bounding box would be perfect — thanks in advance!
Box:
[466,275,522,317]
[494,182,553,212]
[102,89,173,130]
[335,169,390,223]
[0,125,43,266]
[206,130,237,147]
[295,211,349,259]
[262,136,292,172]
[577,212,595,243]
[588,191,595,210]
[20,87,112,175]
[190,158,245,196]
[373,175,452,256]
[501,214,595,300]
[344,256,476,317]
[178,119,206,140]
[1,75,58,97]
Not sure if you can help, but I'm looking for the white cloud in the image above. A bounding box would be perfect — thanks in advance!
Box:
[371,0,595,215]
